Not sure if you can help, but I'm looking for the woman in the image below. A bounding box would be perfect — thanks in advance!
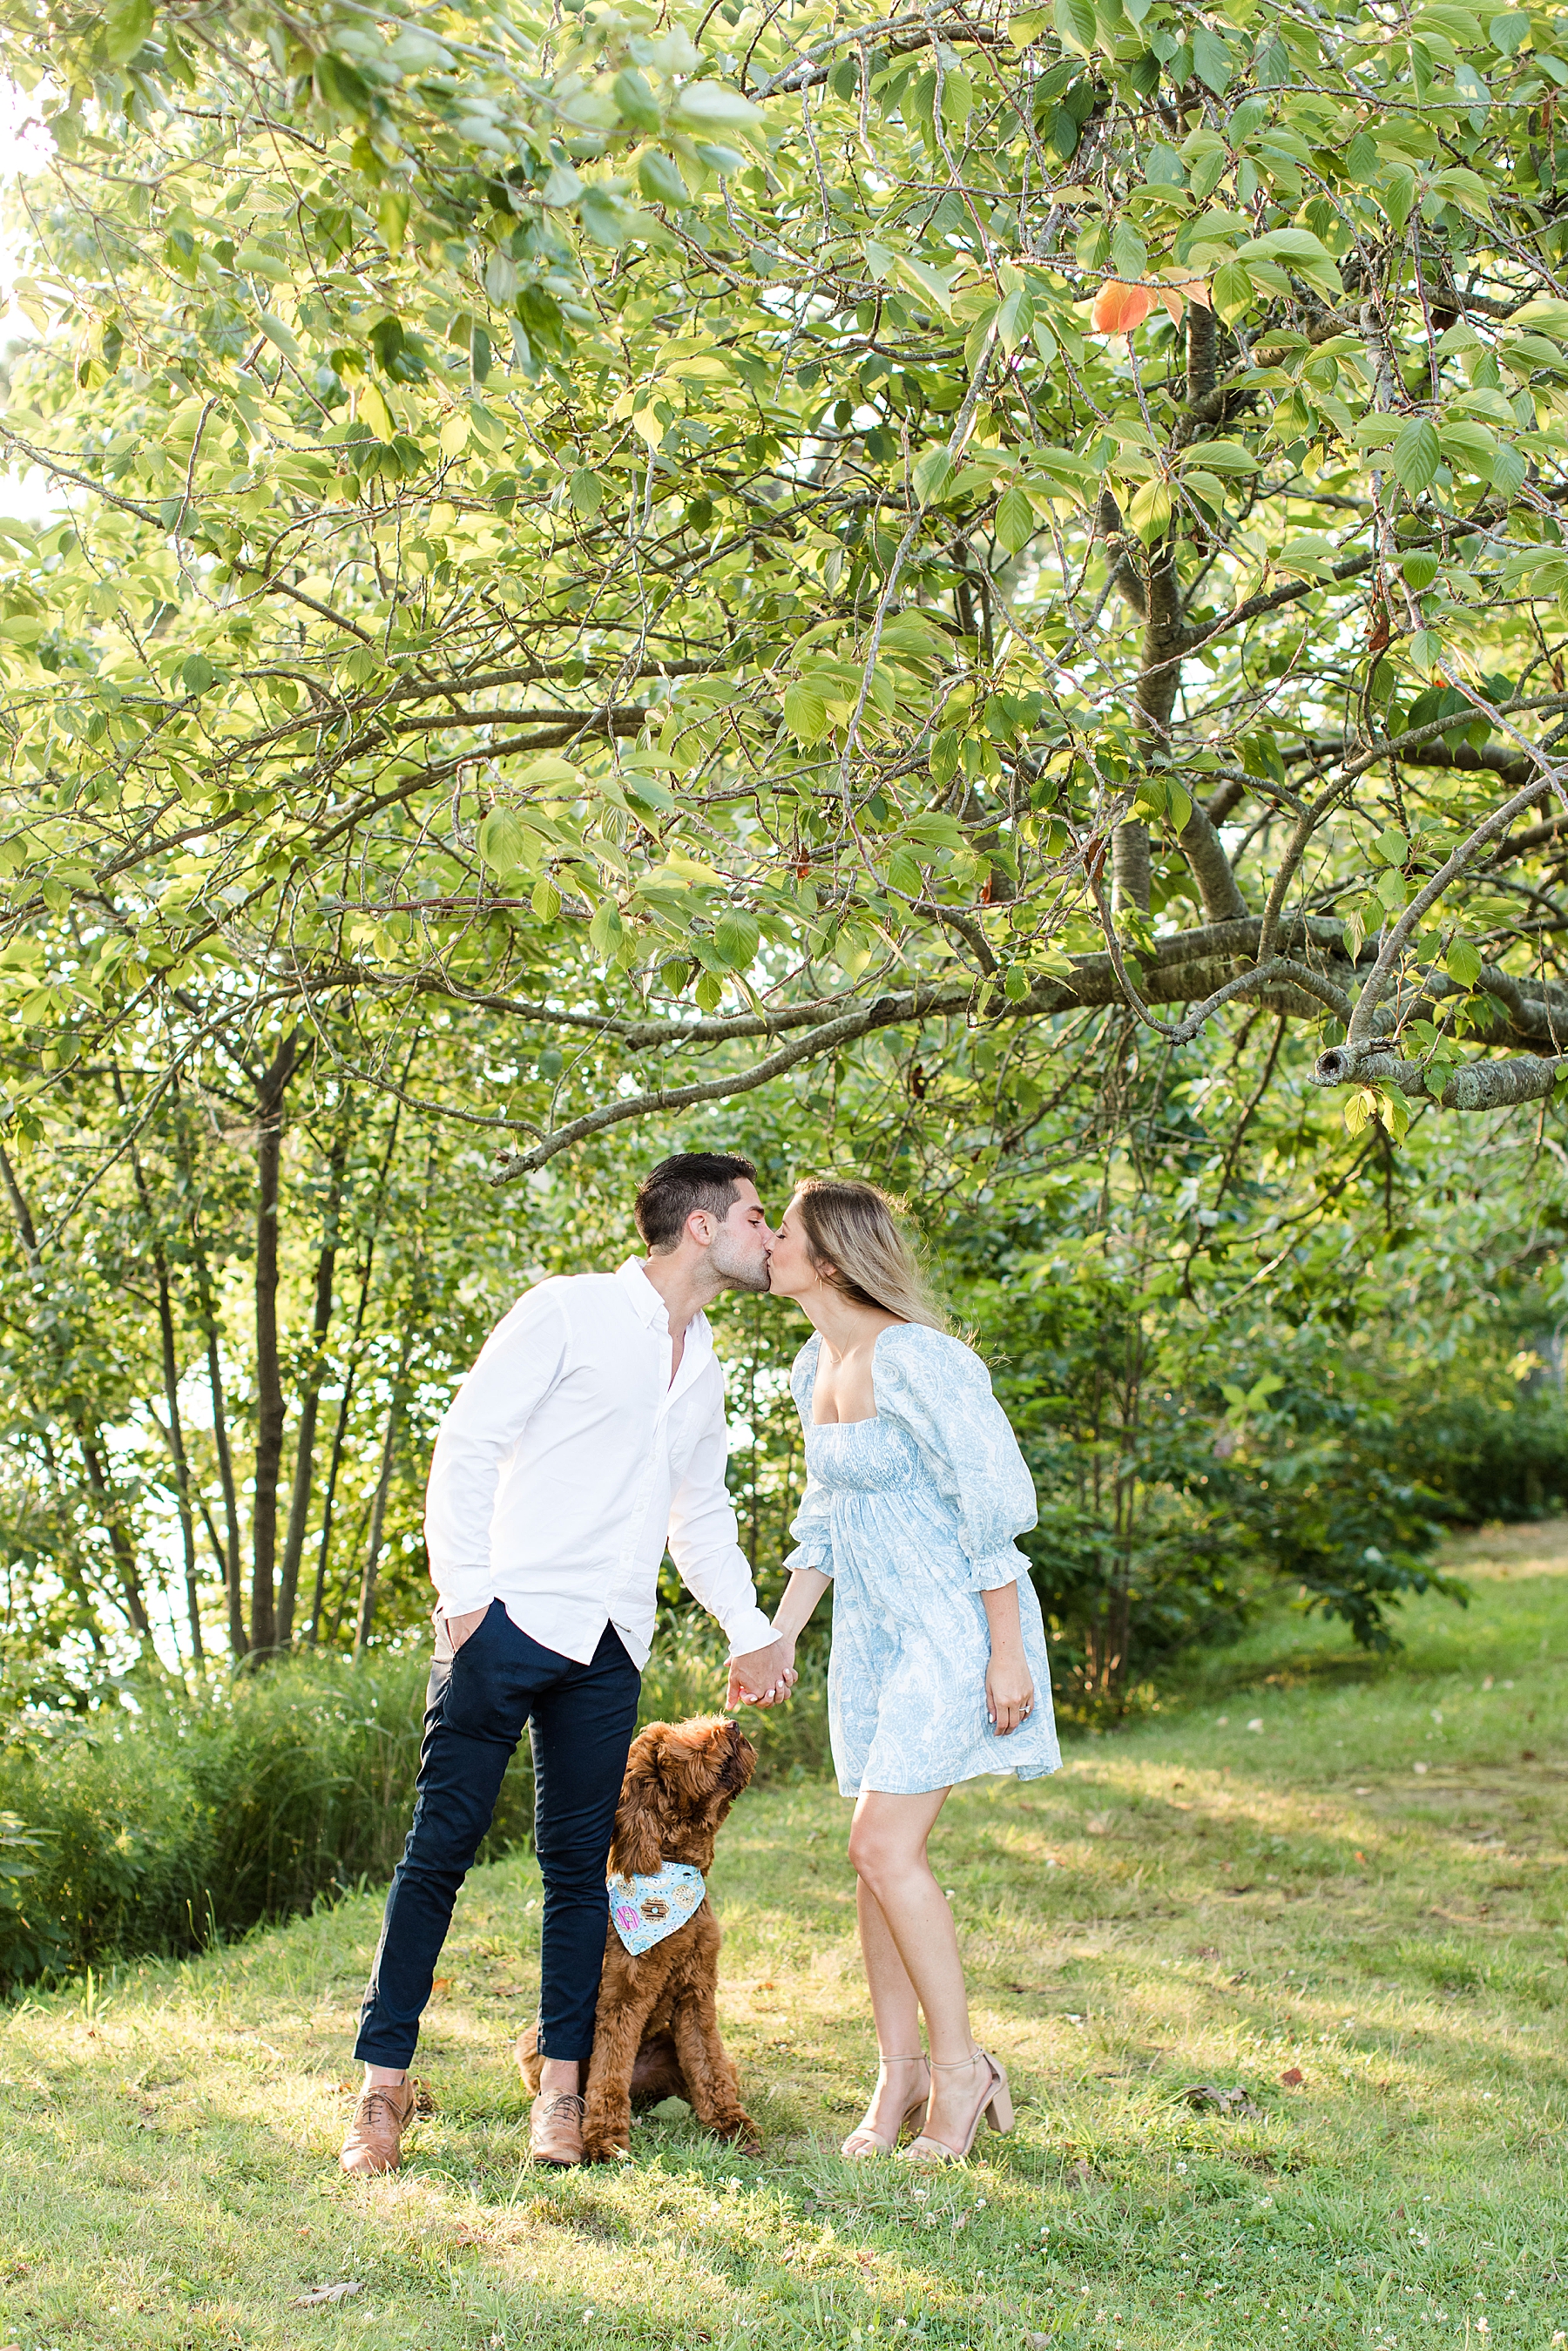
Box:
[765,1178,1058,2165]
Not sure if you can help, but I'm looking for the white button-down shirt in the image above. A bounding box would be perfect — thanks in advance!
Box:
[423,1257,775,1670]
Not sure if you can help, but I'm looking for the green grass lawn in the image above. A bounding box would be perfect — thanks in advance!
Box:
[5,1526,1568,2350]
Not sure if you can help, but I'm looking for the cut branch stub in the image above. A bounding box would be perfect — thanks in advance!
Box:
[1313,1042,1564,1111]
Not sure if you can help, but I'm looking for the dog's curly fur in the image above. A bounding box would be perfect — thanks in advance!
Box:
[518,1714,760,2163]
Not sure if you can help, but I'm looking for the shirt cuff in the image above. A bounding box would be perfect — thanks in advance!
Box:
[430,1566,496,1613]
[963,1545,1027,1592]
[784,1538,834,1578]
[723,1602,781,1660]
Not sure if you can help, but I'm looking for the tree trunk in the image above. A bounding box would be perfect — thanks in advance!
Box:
[307,1364,357,1646]
[125,1129,204,1667]
[277,1117,348,1648]
[79,1435,153,1641]
[306,1063,412,1645]
[353,1389,402,1661]
[250,1030,300,1659]
[0,1142,152,1651]
[192,1220,247,1658]
[153,1245,203,1666]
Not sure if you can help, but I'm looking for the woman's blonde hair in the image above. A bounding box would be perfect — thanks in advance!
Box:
[792,1178,948,1331]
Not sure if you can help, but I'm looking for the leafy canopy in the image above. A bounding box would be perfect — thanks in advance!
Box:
[4,0,1568,1187]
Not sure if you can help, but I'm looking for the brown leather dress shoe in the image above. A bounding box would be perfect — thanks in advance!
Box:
[339,2077,427,2177]
[530,2090,586,2166]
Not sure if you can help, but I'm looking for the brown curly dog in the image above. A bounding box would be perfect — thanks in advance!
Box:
[517,1714,760,2163]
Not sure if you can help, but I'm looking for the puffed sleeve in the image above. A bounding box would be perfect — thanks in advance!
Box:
[783,1335,835,1578]
[873,1325,1037,1590]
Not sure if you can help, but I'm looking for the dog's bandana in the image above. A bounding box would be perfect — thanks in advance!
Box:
[606,1861,706,1956]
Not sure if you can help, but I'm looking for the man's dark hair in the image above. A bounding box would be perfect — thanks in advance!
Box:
[635,1152,758,1253]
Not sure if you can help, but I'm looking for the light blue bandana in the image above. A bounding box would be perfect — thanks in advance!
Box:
[607,1861,706,1956]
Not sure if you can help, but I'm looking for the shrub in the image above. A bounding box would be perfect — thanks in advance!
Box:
[0,1622,830,1994]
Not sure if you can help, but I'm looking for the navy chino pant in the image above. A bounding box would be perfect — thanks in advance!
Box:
[354,1601,641,2068]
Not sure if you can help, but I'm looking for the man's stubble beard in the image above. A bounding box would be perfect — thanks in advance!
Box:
[707,1228,773,1295]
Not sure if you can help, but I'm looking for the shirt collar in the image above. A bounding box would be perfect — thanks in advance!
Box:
[617,1258,713,1361]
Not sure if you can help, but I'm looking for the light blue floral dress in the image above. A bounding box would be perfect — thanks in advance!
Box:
[785,1323,1060,1798]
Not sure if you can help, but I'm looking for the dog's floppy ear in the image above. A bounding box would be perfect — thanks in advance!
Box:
[609,1725,667,1880]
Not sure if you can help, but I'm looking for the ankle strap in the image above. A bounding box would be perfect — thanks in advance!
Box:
[929,2050,986,2070]
[878,2053,927,2064]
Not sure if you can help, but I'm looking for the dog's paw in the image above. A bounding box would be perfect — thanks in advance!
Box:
[715,2112,762,2157]
[582,2136,632,2165]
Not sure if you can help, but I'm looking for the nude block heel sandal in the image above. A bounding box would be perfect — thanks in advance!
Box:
[841,2056,931,2158]
[901,2049,1013,2165]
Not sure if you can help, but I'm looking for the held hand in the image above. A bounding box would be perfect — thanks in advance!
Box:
[727,1635,797,1711]
[986,1645,1035,1737]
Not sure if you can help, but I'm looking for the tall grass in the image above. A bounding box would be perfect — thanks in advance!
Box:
[0,1616,829,1993]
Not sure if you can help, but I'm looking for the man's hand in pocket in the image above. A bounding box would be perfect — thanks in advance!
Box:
[441,1604,490,1653]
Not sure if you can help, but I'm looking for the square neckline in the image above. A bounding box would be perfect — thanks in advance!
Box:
[807,1325,896,1429]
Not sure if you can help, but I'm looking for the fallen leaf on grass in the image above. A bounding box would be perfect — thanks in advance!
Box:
[1179,2083,1261,2118]
[289,2281,363,2307]
[1279,2068,1305,2088]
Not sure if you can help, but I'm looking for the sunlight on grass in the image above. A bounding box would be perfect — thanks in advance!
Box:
[3,1527,1566,2347]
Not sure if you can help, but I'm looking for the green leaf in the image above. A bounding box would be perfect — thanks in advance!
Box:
[886,844,924,895]
[1400,551,1440,590]
[257,311,301,362]
[638,149,690,207]
[589,898,625,954]
[180,654,214,696]
[376,191,411,255]
[542,163,584,208]
[1110,220,1148,281]
[1445,937,1483,987]
[518,754,582,787]
[1212,260,1254,321]
[1375,1084,1412,1140]
[714,908,760,969]
[578,189,638,247]
[669,82,766,136]
[785,681,830,742]
[893,253,956,316]
[1191,25,1234,91]
[1393,416,1442,496]
[568,469,604,517]
[105,0,154,65]
[1053,0,1098,53]
[479,808,529,873]
[913,448,954,505]
[996,284,1035,355]
[995,484,1037,552]
[614,67,661,132]
[1430,166,1492,220]
[1238,226,1342,298]
[531,877,562,921]
[1127,479,1173,541]
[1182,441,1260,474]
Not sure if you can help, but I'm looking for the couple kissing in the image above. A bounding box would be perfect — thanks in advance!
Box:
[340,1152,1058,2176]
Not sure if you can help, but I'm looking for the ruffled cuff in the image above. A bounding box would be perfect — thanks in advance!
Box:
[962,1544,1027,1592]
[784,1538,835,1579]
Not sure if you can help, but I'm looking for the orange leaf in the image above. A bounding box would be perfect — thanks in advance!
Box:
[1158,274,1212,324]
[1091,279,1157,335]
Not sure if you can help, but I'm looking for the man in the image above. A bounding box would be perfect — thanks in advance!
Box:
[340,1152,794,2176]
